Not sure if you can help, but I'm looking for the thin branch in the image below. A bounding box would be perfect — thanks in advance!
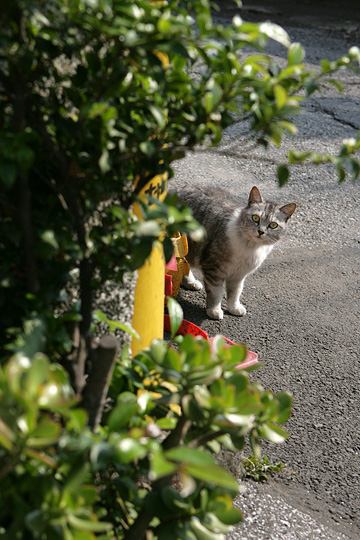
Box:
[162,414,191,451]
[189,429,227,448]
[124,476,169,540]
[81,335,119,430]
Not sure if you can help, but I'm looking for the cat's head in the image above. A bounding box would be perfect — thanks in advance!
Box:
[240,186,297,244]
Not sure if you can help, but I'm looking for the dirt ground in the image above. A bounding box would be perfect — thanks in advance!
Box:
[173,1,360,538]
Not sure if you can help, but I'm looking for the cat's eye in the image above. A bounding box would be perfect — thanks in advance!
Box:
[252,214,260,223]
[269,222,278,229]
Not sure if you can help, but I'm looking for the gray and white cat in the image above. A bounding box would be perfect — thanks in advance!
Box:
[175,184,296,320]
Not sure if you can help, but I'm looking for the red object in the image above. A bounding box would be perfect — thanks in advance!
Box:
[164,314,258,369]
[165,254,178,271]
[165,274,173,296]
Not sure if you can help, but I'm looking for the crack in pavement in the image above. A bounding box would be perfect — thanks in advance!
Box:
[306,100,360,131]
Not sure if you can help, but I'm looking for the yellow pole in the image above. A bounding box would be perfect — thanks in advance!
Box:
[131,174,167,355]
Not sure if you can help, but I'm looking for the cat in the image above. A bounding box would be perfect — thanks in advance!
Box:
[173,184,296,320]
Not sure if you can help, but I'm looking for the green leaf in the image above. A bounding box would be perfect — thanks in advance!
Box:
[270,126,282,147]
[140,141,156,156]
[220,413,255,427]
[188,365,222,386]
[90,442,113,470]
[66,409,88,432]
[259,22,290,47]
[27,418,61,447]
[349,158,360,179]
[259,422,288,443]
[0,419,14,450]
[225,344,247,368]
[150,340,168,364]
[327,79,344,92]
[93,309,108,323]
[275,391,293,423]
[202,80,222,114]
[203,513,231,534]
[114,437,147,463]
[63,465,91,497]
[158,15,172,34]
[193,385,211,408]
[149,105,166,128]
[14,318,46,358]
[40,230,59,249]
[337,164,346,183]
[214,507,242,526]
[157,417,177,429]
[186,463,238,491]
[164,347,183,371]
[109,320,139,339]
[167,297,183,338]
[305,79,319,96]
[151,450,177,479]
[274,85,287,109]
[203,92,215,113]
[277,164,290,186]
[187,451,238,487]
[166,447,214,466]
[226,371,248,393]
[88,102,117,120]
[278,121,298,135]
[136,220,161,237]
[190,517,220,540]
[26,353,49,395]
[67,514,112,532]
[288,43,305,65]
[38,369,72,408]
[94,310,139,339]
[99,150,110,173]
[108,392,138,431]
[288,150,312,164]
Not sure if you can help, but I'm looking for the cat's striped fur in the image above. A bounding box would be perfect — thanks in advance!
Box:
[174,184,296,320]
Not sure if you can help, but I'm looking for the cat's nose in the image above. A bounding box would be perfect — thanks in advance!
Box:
[258,230,265,236]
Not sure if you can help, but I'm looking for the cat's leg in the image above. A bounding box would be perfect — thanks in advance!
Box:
[204,277,225,320]
[182,268,203,291]
[226,277,247,316]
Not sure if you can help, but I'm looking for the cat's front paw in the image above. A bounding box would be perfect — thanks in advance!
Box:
[228,303,247,317]
[206,306,224,320]
[182,278,203,291]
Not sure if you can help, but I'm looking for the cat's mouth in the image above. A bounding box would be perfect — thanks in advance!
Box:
[254,233,275,245]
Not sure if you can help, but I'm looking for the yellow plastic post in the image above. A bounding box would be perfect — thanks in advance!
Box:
[131,174,167,355]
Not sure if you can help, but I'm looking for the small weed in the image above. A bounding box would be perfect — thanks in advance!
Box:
[242,454,285,482]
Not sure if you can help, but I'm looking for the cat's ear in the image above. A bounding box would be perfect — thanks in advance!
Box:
[280,203,297,221]
[248,186,263,205]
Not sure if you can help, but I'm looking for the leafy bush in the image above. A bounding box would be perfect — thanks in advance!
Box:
[0,315,292,538]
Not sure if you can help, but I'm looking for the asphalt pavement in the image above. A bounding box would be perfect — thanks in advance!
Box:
[173,2,360,538]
